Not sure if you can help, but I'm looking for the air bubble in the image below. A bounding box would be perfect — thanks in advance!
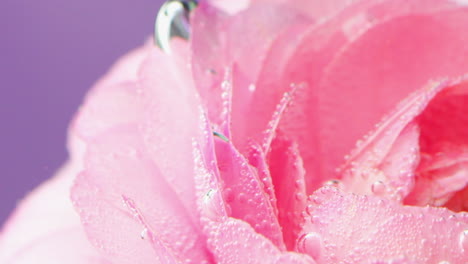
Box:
[371,181,386,195]
[140,228,148,240]
[459,229,468,255]
[323,180,343,189]
[297,233,322,260]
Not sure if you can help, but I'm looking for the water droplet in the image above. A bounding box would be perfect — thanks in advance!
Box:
[306,204,314,215]
[295,192,304,201]
[371,181,386,195]
[238,192,247,203]
[224,187,234,203]
[323,180,343,189]
[140,228,148,240]
[248,84,256,92]
[459,229,468,254]
[297,233,322,260]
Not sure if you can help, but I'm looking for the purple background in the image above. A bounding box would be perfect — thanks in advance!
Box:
[0,0,165,225]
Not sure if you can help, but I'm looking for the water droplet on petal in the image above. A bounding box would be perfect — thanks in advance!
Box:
[297,233,322,260]
[295,192,304,201]
[306,204,314,216]
[459,229,468,254]
[323,180,343,189]
[248,84,256,92]
[371,181,386,195]
[140,228,148,240]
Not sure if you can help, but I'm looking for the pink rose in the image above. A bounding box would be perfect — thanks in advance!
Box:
[1,0,468,263]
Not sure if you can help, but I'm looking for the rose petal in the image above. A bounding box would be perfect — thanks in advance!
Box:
[191,1,311,134]
[405,79,468,210]
[256,0,462,192]
[314,5,468,186]
[92,41,152,89]
[72,44,151,141]
[367,259,417,264]
[341,77,468,207]
[268,134,307,250]
[299,187,468,263]
[248,144,278,217]
[205,218,314,264]
[193,116,312,264]
[138,43,206,221]
[73,81,143,141]
[71,127,211,264]
[214,139,284,249]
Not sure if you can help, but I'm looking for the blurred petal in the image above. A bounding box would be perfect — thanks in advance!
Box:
[0,136,107,263]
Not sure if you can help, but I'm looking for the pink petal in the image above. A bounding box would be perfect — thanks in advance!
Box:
[2,228,111,264]
[191,109,230,223]
[256,0,462,193]
[314,4,468,187]
[341,77,468,207]
[367,259,417,264]
[75,42,204,221]
[299,187,468,263]
[214,139,284,249]
[138,43,206,221]
[92,41,152,89]
[71,127,211,264]
[405,79,468,210]
[191,1,311,135]
[248,144,278,217]
[268,135,307,250]
[205,218,314,264]
[255,0,357,20]
[190,3,230,126]
[193,114,312,264]
[72,44,151,141]
[207,0,250,15]
[72,81,143,141]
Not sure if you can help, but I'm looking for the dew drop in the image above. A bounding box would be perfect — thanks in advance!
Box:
[297,233,322,260]
[306,204,314,216]
[248,84,256,92]
[371,181,386,195]
[140,228,148,240]
[323,180,343,189]
[295,192,304,201]
[459,229,468,254]
[224,187,234,203]
[238,192,247,203]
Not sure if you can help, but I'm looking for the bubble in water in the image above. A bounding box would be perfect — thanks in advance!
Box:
[306,204,314,215]
[323,180,343,189]
[248,84,256,92]
[297,232,322,260]
[371,181,386,195]
[140,228,148,240]
[459,229,468,255]
[295,192,304,201]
